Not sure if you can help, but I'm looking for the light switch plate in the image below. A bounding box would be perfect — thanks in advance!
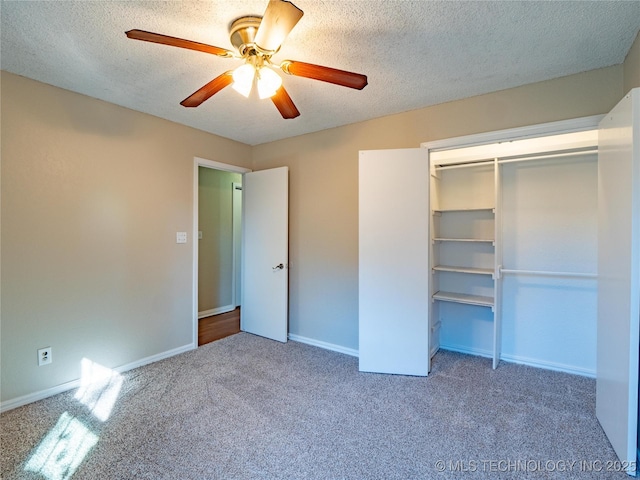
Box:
[176,232,187,244]
[198,231,203,240]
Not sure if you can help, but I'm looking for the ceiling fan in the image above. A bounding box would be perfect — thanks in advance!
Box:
[125,0,368,119]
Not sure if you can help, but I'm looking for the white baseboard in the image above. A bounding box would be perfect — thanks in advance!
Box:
[198,305,235,319]
[500,352,595,378]
[440,342,494,359]
[288,334,359,358]
[0,343,195,413]
[439,343,595,377]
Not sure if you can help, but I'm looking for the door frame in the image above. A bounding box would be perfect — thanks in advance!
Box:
[192,157,251,347]
[232,182,243,308]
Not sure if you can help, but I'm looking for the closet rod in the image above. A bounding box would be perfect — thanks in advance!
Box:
[434,160,495,171]
[433,148,597,170]
[497,148,598,165]
[500,268,597,279]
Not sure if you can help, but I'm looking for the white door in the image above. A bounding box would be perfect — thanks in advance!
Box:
[241,167,289,342]
[358,149,430,375]
[596,89,640,474]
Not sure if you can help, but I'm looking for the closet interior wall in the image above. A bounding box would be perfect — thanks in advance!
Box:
[500,151,597,375]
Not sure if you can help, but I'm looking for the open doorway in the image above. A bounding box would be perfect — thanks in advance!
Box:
[193,158,251,347]
[192,158,289,347]
[197,170,242,345]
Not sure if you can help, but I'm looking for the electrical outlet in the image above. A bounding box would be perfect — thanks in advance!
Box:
[38,347,52,366]
[176,232,187,244]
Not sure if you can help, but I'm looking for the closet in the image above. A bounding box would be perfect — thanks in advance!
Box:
[359,125,599,376]
[358,88,639,473]
[429,131,599,373]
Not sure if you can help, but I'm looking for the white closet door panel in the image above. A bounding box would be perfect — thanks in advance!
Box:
[359,149,430,376]
[596,89,640,473]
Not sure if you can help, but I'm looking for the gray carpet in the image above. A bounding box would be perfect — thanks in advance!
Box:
[0,333,628,479]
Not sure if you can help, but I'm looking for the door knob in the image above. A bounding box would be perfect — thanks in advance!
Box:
[273,263,284,270]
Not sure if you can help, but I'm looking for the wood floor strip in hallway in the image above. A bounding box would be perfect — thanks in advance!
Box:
[198,307,241,346]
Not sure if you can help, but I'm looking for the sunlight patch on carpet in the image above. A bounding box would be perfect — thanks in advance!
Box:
[74,358,123,422]
[24,412,98,480]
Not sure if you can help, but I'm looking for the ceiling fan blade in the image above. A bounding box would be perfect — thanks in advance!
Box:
[281,60,368,90]
[254,0,304,53]
[271,85,300,119]
[125,29,234,58]
[180,71,234,107]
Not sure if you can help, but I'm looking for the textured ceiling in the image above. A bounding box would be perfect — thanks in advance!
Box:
[1,1,639,146]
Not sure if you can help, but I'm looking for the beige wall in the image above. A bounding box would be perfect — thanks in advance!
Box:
[198,168,241,312]
[624,30,640,94]
[1,71,251,402]
[1,58,632,405]
[251,65,624,351]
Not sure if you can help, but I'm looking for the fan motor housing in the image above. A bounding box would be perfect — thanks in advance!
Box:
[229,16,262,56]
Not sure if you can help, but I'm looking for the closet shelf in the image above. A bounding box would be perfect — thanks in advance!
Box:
[433,207,494,214]
[433,237,495,244]
[433,265,494,276]
[432,291,494,307]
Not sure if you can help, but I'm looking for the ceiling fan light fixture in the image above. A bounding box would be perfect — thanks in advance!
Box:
[257,66,283,99]
[126,0,367,117]
[232,63,256,97]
